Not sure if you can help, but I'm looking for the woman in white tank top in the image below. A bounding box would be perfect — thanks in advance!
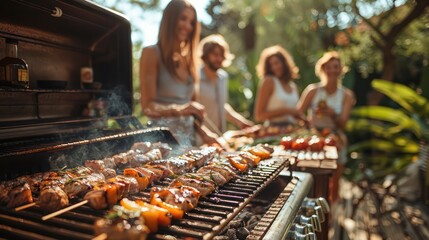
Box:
[254,45,306,125]
[297,51,355,130]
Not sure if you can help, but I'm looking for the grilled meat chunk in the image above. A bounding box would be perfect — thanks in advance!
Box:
[150,186,200,212]
[5,183,33,208]
[151,142,172,158]
[101,168,117,179]
[141,165,174,180]
[143,149,162,162]
[85,160,106,173]
[108,176,140,195]
[169,174,216,197]
[63,172,105,199]
[147,158,193,175]
[196,168,228,186]
[129,154,151,168]
[199,163,237,182]
[130,141,152,153]
[84,189,108,210]
[38,185,69,211]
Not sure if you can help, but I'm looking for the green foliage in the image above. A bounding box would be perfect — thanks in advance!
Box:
[350,106,421,137]
[345,79,429,182]
[348,138,419,155]
[372,79,429,119]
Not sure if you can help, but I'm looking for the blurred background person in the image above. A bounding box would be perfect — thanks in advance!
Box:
[197,34,254,136]
[297,51,355,131]
[139,0,219,147]
[297,51,355,203]
[254,45,305,125]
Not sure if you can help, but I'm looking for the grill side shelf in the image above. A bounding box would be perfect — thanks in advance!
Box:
[248,171,314,240]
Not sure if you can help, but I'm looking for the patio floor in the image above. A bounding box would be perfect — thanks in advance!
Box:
[329,176,429,240]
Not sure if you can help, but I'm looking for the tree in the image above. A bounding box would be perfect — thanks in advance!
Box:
[92,0,161,46]
[334,0,429,105]
[208,0,429,107]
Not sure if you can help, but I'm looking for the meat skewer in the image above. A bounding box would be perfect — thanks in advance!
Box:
[84,146,220,210]
[15,202,36,211]
[4,142,171,211]
[42,199,89,221]
[94,144,274,237]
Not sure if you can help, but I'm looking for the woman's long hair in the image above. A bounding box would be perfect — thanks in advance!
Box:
[157,0,200,83]
[256,45,299,82]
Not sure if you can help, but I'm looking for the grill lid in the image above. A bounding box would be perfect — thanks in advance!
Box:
[0,0,133,140]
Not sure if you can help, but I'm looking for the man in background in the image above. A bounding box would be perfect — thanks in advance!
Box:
[198,34,254,136]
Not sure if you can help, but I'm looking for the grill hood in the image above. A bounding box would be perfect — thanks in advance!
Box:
[0,0,134,140]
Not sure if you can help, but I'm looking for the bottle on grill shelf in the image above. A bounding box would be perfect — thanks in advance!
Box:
[0,39,29,88]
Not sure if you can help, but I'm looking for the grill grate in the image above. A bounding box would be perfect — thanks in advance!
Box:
[0,157,290,240]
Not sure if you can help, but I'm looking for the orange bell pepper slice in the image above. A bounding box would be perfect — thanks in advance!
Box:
[239,151,261,166]
[123,168,150,191]
[120,198,159,233]
[150,192,184,220]
[135,199,172,227]
[139,206,159,233]
[106,183,121,206]
[227,155,247,172]
[249,146,271,159]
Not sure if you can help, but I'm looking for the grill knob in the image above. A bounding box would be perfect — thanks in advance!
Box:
[292,223,307,234]
[293,232,318,240]
[291,223,314,234]
[294,214,322,233]
[302,197,330,214]
[314,205,325,223]
[295,215,311,225]
[310,214,322,232]
[302,199,317,209]
[306,232,317,240]
[301,204,325,223]
[295,214,321,230]
[305,223,315,233]
[316,197,330,213]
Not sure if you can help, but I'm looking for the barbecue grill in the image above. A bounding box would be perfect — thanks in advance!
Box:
[0,1,324,239]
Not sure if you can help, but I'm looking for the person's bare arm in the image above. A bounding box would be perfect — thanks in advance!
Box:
[296,84,317,115]
[335,88,355,130]
[140,46,158,114]
[194,120,225,147]
[225,103,254,129]
[254,77,273,122]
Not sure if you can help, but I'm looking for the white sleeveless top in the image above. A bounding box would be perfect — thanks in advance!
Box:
[266,77,299,123]
[309,84,345,129]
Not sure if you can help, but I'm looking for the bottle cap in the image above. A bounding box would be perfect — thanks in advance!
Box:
[81,67,93,83]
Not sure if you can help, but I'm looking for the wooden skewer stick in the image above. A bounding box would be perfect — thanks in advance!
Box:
[194,118,229,147]
[92,233,108,240]
[42,200,88,221]
[204,117,223,137]
[15,202,37,211]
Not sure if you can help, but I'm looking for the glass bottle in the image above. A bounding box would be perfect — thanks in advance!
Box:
[0,39,29,88]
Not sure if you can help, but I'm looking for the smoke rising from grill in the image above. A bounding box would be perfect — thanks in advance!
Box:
[148,115,196,149]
